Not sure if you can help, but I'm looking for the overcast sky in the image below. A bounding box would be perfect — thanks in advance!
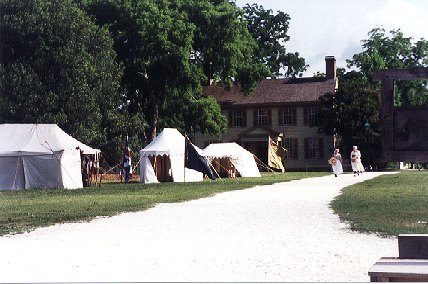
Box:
[234,0,428,77]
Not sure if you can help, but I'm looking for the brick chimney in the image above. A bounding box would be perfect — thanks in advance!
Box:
[325,56,336,80]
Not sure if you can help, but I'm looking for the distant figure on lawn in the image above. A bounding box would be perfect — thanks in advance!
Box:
[329,148,343,177]
[350,146,364,176]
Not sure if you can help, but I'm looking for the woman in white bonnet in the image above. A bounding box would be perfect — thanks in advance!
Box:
[350,145,364,176]
[330,148,343,177]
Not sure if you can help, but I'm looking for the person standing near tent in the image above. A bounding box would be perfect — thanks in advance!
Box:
[79,148,89,187]
[350,145,364,176]
[268,136,287,172]
[123,135,132,183]
[329,149,343,177]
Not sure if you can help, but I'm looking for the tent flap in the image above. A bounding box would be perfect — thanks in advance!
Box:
[140,156,159,184]
[0,156,25,190]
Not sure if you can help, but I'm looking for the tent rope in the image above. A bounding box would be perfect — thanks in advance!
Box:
[252,155,276,173]
[131,160,140,174]
[208,161,222,180]
[210,158,236,178]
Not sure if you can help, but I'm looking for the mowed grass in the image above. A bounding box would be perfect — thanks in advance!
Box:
[331,171,428,236]
[0,172,328,236]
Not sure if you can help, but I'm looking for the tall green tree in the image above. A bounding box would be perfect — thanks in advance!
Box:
[0,0,123,159]
[320,28,428,165]
[83,0,267,141]
[184,0,269,93]
[242,3,307,77]
[319,71,381,164]
[347,28,428,106]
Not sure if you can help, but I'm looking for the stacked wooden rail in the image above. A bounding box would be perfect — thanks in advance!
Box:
[369,234,428,282]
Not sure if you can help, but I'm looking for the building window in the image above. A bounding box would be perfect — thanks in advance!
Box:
[283,108,293,125]
[305,137,324,159]
[304,107,319,126]
[308,138,318,158]
[279,107,297,126]
[258,109,268,126]
[308,107,318,126]
[228,109,246,128]
[283,138,298,159]
[232,110,243,127]
[252,109,271,127]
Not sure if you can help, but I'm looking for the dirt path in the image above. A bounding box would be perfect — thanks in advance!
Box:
[0,172,398,282]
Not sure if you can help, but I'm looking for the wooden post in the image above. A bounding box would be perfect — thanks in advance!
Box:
[399,234,428,259]
[373,68,428,162]
[380,79,394,162]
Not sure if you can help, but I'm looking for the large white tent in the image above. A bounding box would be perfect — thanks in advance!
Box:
[139,128,203,183]
[0,124,100,190]
[202,142,261,178]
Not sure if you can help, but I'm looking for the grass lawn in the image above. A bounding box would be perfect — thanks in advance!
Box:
[0,172,327,236]
[331,171,428,237]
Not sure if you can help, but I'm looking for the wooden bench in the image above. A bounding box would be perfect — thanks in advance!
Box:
[369,257,428,282]
[368,234,428,282]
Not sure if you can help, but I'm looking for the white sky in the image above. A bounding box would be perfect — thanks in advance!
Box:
[234,0,428,76]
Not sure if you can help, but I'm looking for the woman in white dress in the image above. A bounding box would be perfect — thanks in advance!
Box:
[350,146,365,176]
[330,148,343,177]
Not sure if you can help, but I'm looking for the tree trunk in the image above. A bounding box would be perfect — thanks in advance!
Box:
[147,92,159,142]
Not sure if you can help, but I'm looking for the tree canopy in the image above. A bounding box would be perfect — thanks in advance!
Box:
[347,28,428,106]
[1,0,305,163]
[319,71,381,164]
[320,28,428,165]
[242,3,307,77]
[82,0,270,141]
[0,0,123,159]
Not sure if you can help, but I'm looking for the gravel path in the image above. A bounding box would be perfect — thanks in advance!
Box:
[0,172,398,282]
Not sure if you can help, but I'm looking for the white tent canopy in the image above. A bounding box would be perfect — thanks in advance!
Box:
[202,142,261,178]
[0,124,100,190]
[139,128,203,183]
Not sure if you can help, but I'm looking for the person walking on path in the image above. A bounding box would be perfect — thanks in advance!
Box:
[330,149,343,177]
[350,146,364,176]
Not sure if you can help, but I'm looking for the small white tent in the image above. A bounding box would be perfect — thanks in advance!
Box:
[202,143,261,178]
[139,128,203,183]
[0,124,100,190]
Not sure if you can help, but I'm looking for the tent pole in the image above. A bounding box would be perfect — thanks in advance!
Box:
[12,156,21,189]
[132,159,140,181]
[184,134,187,182]
[95,153,100,186]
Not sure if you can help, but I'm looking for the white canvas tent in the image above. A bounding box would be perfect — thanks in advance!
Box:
[139,128,203,183]
[0,124,100,190]
[202,142,261,178]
